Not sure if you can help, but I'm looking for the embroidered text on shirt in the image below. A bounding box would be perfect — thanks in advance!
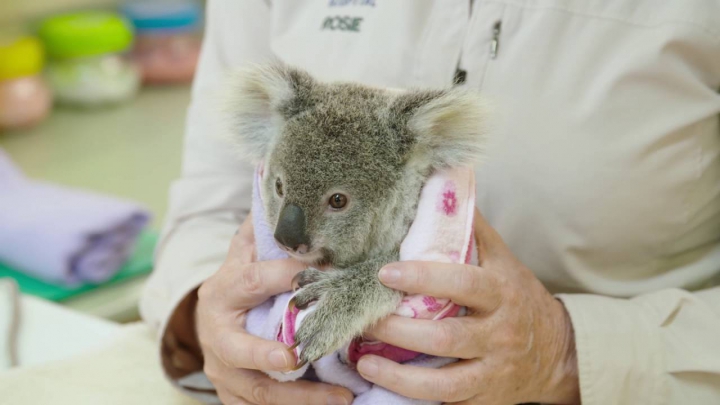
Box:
[328,0,375,6]
[321,16,363,32]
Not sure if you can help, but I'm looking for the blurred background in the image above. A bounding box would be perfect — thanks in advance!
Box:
[1,0,203,370]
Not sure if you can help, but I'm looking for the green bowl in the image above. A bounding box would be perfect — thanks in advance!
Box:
[39,11,134,59]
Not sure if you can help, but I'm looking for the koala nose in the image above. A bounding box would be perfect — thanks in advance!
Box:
[274,203,310,253]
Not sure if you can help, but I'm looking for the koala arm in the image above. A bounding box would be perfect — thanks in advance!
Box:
[291,254,404,365]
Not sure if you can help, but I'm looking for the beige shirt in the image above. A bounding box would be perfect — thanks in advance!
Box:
[140,0,720,403]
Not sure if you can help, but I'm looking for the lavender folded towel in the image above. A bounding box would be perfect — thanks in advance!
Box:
[0,150,150,286]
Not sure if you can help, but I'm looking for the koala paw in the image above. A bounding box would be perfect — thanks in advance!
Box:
[287,270,359,364]
[294,298,357,365]
[286,259,402,367]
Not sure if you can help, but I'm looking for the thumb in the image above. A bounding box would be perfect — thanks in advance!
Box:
[473,208,507,263]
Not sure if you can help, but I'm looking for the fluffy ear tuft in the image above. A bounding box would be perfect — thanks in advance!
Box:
[397,89,491,171]
[222,63,315,162]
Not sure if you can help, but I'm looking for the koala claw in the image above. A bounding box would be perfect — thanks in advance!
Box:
[291,272,301,292]
[291,269,327,310]
[288,295,316,311]
[295,318,343,364]
[294,267,324,289]
[291,358,308,371]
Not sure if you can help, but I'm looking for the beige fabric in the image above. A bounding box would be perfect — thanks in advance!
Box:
[141,0,720,404]
[0,323,202,405]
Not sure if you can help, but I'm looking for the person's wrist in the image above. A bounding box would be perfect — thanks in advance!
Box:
[539,299,580,404]
[162,288,203,377]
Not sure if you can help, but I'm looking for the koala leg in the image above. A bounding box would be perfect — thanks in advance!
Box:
[291,255,403,365]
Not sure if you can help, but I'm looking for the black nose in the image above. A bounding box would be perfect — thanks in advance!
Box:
[274,203,310,253]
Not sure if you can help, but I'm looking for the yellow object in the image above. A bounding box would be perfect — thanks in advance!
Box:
[0,37,44,81]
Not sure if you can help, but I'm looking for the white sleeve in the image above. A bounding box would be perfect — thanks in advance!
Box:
[139,0,272,376]
[557,286,720,405]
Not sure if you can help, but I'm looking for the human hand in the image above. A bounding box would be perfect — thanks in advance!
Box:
[196,214,354,405]
[359,209,580,404]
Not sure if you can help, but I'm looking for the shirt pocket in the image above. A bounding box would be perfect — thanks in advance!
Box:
[467,1,720,291]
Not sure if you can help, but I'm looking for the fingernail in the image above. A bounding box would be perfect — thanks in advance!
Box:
[327,393,351,405]
[379,267,401,285]
[357,357,378,378]
[268,348,290,369]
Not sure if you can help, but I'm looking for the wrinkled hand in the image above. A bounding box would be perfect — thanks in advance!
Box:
[196,214,353,405]
[359,209,580,405]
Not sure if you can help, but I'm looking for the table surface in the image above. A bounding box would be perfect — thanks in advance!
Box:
[0,86,190,321]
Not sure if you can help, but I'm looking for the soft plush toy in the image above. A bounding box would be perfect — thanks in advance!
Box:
[224,64,489,404]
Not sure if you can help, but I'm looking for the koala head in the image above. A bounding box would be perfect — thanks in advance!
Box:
[225,64,489,267]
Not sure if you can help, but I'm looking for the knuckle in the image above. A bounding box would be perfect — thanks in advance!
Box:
[413,264,430,288]
[430,322,457,354]
[250,380,274,405]
[203,363,221,384]
[456,265,481,298]
[239,264,264,296]
[211,333,247,369]
[248,344,265,370]
[432,376,461,402]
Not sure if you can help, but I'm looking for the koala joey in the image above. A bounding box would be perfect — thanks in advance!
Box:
[226,63,489,367]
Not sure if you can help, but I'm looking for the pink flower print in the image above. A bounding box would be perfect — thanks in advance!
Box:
[423,296,443,312]
[437,181,458,216]
[448,250,460,263]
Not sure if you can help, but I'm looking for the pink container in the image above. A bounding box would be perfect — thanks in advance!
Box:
[0,36,52,131]
[132,33,200,84]
[0,77,52,130]
[122,1,202,85]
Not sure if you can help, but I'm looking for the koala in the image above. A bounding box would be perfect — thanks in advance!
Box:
[225,63,488,367]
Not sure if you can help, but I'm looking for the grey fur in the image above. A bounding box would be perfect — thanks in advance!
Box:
[225,63,490,364]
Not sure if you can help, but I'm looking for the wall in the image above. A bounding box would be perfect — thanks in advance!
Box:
[1,0,120,27]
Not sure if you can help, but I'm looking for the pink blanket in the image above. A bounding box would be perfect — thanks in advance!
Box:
[246,165,476,405]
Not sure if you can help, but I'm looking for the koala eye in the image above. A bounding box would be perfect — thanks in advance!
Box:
[275,178,284,197]
[329,193,347,210]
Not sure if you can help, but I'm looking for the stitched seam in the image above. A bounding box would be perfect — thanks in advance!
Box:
[638,298,671,405]
[482,0,720,40]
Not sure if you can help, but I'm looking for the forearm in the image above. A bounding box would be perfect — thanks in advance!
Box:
[161,288,201,378]
[557,286,720,405]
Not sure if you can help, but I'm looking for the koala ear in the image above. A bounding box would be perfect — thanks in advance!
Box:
[391,89,490,171]
[223,63,316,162]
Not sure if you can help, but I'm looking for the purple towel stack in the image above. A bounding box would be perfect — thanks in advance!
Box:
[0,149,150,286]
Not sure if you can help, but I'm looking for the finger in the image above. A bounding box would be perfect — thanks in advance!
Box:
[213,329,296,372]
[225,368,354,405]
[237,213,254,244]
[217,259,307,309]
[217,388,252,405]
[472,208,509,264]
[357,355,480,403]
[378,261,502,311]
[230,214,256,264]
[366,316,481,359]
